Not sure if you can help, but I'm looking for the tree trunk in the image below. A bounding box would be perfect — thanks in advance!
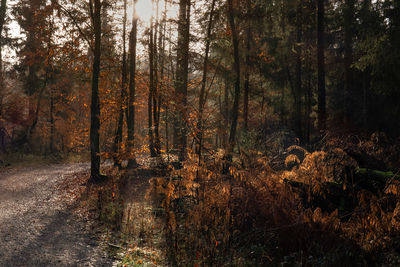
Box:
[243,4,251,133]
[223,77,229,149]
[197,0,216,156]
[0,0,6,116]
[227,0,241,149]
[113,0,127,165]
[127,0,138,167]
[294,0,302,139]
[306,61,312,143]
[158,1,167,156]
[174,0,190,161]
[343,0,354,124]
[89,0,102,181]
[148,13,157,158]
[362,70,370,130]
[153,0,161,155]
[49,88,54,153]
[317,0,326,131]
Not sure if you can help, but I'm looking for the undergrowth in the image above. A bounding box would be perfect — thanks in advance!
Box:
[145,134,400,266]
[96,132,400,266]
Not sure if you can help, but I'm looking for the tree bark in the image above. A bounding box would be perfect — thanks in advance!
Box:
[317,0,326,131]
[343,0,354,123]
[148,12,157,158]
[223,77,229,149]
[153,0,161,155]
[174,0,190,161]
[0,0,6,116]
[294,0,302,139]
[243,1,251,133]
[127,0,138,167]
[49,87,54,153]
[89,0,102,181]
[197,0,216,156]
[113,0,127,165]
[227,0,241,149]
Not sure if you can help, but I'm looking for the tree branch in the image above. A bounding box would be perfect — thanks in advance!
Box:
[51,0,94,52]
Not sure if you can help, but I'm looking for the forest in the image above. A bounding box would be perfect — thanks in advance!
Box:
[1,0,400,266]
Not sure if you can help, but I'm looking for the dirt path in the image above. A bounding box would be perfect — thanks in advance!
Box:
[0,163,112,267]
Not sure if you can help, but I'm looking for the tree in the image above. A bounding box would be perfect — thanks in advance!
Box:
[113,0,128,165]
[294,0,303,139]
[152,0,161,156]
[127,0,138,167]
[243,0,251,133]
[14,0,49,143]
[148,0,157,158]
[0,0,6,115]
[89,0,103,181]
[343,0,355,123]
[227,0,241,149]
[197,0,216,156]
[174,0,191,161]
[317,0,326,131]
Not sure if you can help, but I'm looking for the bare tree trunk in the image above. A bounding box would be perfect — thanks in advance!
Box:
[362,70,370,130]
[127,0,138,167]
[197,0,216,157]
[165,22,174,160]
[343,0,354,124]
[89,0,102,181]
[317,0,326,131]
[49,87,54,153]
[243,34,250,132]
[305,58,312,143]
[174,0,191,161]
[113,0,127,165]
[153,0,161,155]
[158,0,167,156]
[148,13,157,158]
[223,77,229,149]
[294,0,302,139]
[243,0,251,133]
[227,0,241,150]
[0,0,6,116]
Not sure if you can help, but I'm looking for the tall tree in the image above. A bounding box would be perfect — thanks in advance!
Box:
[197,0,216,156]
[343,0,355,123]
[317,0,326,131]
[113,0,128,165]
[243,0,251,133]
[14,0,48,142]
[174,0,191,161]
[227,0,241,148]
[0,0,6,115]
[294,0,303,138]
[148,0,157,158]
[127,0,138,167]
[153,0,161,155]
[89,0,103,181]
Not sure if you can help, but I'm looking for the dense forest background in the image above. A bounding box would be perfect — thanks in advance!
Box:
[0,0,399,163]
[1,0,400,265]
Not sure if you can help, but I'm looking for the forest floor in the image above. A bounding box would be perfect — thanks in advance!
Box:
[0,162,113,267]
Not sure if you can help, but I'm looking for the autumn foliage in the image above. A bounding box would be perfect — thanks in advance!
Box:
[143,134,400,266]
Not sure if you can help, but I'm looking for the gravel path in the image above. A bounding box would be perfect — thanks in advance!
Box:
[0,163,112,267]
